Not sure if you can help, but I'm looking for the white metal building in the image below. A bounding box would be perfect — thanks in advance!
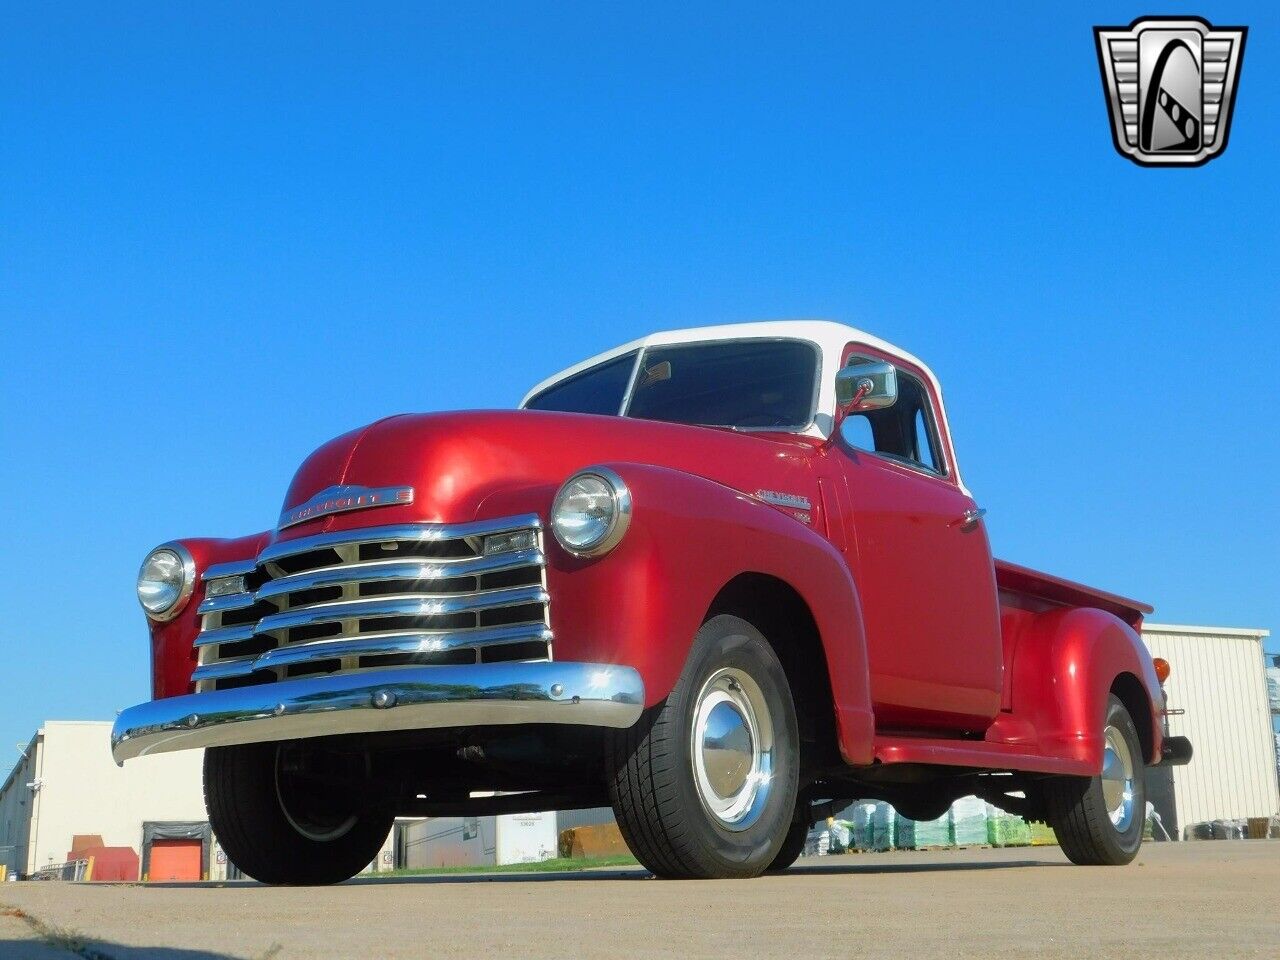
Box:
[1141,624,1279,836]
[0,720,409,881]
[0,721,207,879]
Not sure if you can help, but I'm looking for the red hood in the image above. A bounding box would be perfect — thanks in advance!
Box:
[278,410,821,540]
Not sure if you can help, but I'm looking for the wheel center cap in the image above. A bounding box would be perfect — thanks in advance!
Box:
[700,700,753,798]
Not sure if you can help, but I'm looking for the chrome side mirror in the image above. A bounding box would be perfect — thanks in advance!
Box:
[835,360,898,412]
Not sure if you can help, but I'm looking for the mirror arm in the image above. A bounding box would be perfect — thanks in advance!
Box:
[822,389,865,452]
[848,379,873,407]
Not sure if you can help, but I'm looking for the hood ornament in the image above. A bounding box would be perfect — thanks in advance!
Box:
[279,484,414,529]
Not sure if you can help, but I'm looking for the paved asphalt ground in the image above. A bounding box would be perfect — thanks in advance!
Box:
[2,842,1277,960]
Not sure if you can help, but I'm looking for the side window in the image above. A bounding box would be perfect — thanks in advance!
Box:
[913,408,941,472]
[839,358,946,476]
[840,413,875,451]
[524,352,637,415]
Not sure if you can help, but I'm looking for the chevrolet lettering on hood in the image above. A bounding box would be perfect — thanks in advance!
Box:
[278,484,414,529]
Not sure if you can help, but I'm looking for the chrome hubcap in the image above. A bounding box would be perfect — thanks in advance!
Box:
[1101,725,1136,832]
[691,667,773,831]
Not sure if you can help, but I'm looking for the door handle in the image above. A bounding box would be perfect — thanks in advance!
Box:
[953,507,986,531]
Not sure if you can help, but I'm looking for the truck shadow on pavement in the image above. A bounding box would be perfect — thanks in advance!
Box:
[0,942,247,959]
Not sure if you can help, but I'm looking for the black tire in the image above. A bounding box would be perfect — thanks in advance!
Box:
[606,614,800,879]
[766,816,810,873]
[205,742,394,885]
[1044,695,1146,866]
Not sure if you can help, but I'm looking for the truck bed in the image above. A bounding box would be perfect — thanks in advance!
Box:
[872,559,1154,775]
[994,558,1153,630]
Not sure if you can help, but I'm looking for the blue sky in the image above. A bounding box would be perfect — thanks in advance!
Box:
[2,3,1276,754]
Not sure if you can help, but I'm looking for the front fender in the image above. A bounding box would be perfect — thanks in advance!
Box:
[482,463,876,765]
[1009,606,1163,769]
[148,532,272,699]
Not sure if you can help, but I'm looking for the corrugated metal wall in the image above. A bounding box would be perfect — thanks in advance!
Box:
[1142,625,1279,833]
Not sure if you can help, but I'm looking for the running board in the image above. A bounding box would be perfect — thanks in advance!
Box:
[872,734,1095,776]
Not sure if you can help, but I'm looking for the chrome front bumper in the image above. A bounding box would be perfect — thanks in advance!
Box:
[111,661,645,764]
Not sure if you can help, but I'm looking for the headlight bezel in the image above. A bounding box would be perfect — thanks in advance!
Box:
[550,467,633,558]
[136,542,197,622]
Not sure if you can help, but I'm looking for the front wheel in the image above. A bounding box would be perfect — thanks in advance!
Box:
[205,742,393,885]
[606,614,800,879]
[1044,694,1146,865]
[765,815,811,873]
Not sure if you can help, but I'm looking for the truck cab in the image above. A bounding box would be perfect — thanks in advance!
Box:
[114,320,1189,882]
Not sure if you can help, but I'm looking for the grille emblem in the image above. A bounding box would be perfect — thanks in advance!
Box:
[278,484,414,529]
[1094,17,1247,167]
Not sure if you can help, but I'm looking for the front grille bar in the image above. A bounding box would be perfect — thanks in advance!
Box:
[253,585,548,636]
[193,624,555,682]
[253,548,543,601]
[255,514,540,566]
[193,514,550,692]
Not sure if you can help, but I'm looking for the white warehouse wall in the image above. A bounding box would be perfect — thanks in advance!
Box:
[19,721,206,875]
[1142,624,1279,832]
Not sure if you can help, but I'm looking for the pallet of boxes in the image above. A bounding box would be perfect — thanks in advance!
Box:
[868,797,1050,853]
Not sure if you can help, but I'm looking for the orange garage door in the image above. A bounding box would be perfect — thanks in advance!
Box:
[148,839,202,881]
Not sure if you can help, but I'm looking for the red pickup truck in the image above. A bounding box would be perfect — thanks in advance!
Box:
[114,320,1190,882]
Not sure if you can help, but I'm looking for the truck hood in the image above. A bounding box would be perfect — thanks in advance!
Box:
[277,410,821,539]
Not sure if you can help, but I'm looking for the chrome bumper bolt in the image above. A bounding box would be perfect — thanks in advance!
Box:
[372,690,397,709]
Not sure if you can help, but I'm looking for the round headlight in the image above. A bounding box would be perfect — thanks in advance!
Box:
[551,468,632,558]
[137,543,196,621]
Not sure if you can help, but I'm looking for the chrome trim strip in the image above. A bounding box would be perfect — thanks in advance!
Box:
[253,549,544,601]
[111,661,645,763]
[254,624,554,672]
[257,515,542,567]
[197,592,259,615]
[253,586,549,636]
[194,624,258,647]
[202,559,259,581]
[191,658,262,682]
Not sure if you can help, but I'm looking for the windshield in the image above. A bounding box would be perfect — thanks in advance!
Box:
[625,339,818,430]
[525,351,636,415]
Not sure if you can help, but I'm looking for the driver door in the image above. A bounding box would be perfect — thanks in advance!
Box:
[836,350,1003,733]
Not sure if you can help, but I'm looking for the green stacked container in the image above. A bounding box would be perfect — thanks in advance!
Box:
[951,796,988,846]
[906,811,953,848]
[850,803,877,850]
[894,814,916,849]
[869,803,895,851]
[1028,821,1058,846]
[985,806,1032,847]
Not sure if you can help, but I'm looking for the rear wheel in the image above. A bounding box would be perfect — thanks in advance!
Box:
[205,742,393,885]
[606,614,800,879]
[1044,695,1146,865]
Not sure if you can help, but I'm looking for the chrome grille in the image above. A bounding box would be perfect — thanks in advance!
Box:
[193,514,549,693]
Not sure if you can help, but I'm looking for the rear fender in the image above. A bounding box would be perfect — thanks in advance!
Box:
[1008,606,1163,769]
[482,462,876,764]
